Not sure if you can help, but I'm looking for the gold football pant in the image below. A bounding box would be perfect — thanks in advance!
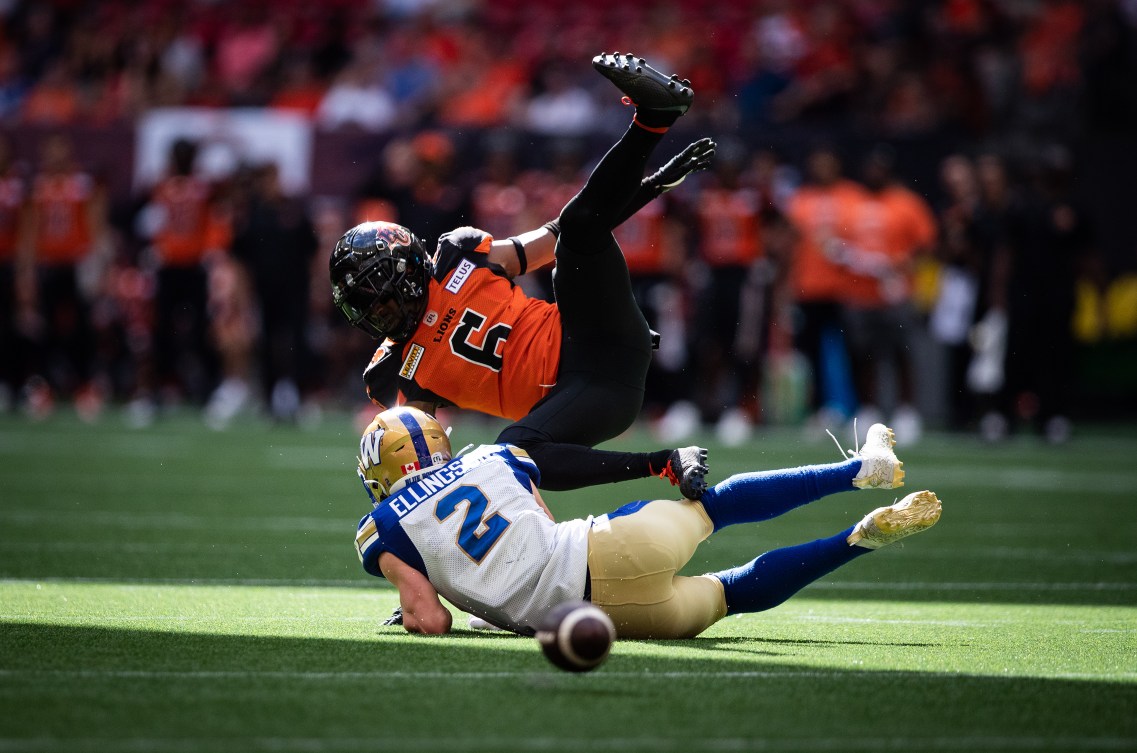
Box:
[586,499,727,639]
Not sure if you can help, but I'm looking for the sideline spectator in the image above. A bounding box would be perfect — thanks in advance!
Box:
[135,139,220,413]
[230,163,318,422]
[837,145,937,442]
[20,134,109,414]
[691,139,765,444]
[989,145,1096,444]
[785,145,861,427]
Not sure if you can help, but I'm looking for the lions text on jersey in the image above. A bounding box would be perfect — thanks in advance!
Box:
[355,444,590,635]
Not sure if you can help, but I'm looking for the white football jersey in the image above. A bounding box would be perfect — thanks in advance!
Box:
[355,444,591,635]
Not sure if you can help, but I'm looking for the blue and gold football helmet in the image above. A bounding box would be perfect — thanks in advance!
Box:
[357,406,452,505]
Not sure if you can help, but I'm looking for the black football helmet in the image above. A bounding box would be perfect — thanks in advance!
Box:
[330,221,432,342]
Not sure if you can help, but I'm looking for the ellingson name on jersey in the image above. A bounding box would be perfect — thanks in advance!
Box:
[386,462,473,518]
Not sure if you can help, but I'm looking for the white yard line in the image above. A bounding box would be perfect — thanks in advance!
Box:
[0,509,346,533]
[0,735,1135,753]
[1,668,1135,682]
[0,576,371,587]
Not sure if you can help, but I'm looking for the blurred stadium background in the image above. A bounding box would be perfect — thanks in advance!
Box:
[0,0,1134,439]
[2,2,1137,750]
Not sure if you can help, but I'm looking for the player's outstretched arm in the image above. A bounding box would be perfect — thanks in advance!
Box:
[611,137,716,228]
[379,552,452,635]
[487,226,558,278]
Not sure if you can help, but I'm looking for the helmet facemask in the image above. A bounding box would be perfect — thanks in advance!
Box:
[331,223,431,342]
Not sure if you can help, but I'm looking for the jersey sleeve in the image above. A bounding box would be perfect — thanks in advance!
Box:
[355,512,386,578]
[432,226,511,282]
[354,503,429,579]
[498,444,541,489]
[363,339,453,409]
[362,340,400,406]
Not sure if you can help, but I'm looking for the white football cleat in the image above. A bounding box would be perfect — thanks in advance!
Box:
[468,615,507,632]
[851,423,905,490]
[847,490,941,549]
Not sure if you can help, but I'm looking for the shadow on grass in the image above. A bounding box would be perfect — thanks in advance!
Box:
[1,621,1135,747]
[679,635,941,649]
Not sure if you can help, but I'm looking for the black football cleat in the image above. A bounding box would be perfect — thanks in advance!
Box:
[592,52,694,116]
[656,446,709,500]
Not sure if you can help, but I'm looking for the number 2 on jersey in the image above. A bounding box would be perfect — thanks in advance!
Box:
[435,485,510,563]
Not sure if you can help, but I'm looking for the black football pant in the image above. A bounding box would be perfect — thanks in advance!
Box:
[498,124,670,490]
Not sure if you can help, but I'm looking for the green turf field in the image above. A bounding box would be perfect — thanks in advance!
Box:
[2,412,1135,752]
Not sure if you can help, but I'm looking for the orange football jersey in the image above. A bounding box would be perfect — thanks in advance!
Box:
[153,175,212,266]
[786,179,865,302]
[613,198,667,275]
[31,172,95,264]
[842,185,937,308]
[697,186,763,267]
[365,227,561,421]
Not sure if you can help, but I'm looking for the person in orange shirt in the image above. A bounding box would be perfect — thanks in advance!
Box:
[22,134,108,400]
[691,140,766,441]
[331,53,714,498]
[141,139,218,405]
[834,145,937,440]
[785,146,864,423]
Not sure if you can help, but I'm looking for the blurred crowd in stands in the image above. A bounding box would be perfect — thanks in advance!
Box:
[1,0,1136,443]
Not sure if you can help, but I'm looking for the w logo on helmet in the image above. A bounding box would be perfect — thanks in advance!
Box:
[355,407,453,502]
[360,428,385,469]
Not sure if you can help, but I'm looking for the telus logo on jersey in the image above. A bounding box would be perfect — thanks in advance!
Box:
[432,308,458,343]
[445,259,476,293]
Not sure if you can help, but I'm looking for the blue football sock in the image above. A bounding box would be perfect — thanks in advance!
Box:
[712,526,871,615]
[699,459,861,531]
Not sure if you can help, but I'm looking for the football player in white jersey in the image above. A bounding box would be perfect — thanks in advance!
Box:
[354,407,941,638]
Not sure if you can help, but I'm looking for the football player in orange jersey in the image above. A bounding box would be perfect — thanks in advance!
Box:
[143,139,218,405]
[331,53,714,498]
[22,134,107,401]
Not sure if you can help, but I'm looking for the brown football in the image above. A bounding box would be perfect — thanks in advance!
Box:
[535,601,616,673]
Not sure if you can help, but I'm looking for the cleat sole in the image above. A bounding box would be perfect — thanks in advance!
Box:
[592,53,693,113]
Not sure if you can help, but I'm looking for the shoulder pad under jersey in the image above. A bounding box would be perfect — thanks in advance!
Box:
[433,226,493,280]
[497,444,541,488]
